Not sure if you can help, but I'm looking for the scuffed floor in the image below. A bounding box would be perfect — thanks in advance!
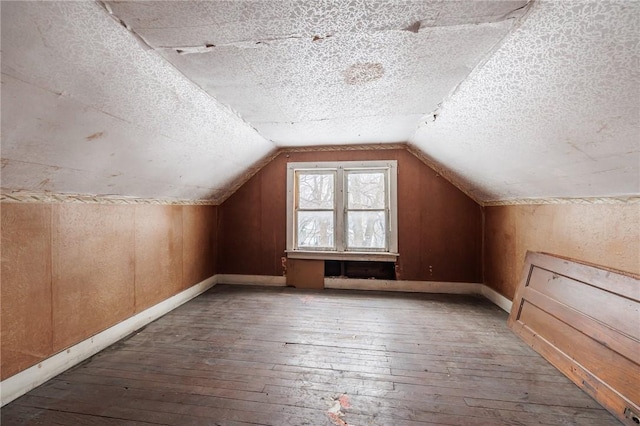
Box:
[1,285,621,425]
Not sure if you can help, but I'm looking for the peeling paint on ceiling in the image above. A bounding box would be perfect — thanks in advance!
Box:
[1,0,638,202]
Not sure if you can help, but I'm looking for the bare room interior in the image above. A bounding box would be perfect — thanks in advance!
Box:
[1,1,638,425]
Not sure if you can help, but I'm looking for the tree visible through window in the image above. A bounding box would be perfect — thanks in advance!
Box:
[296,172,335,249]
[347,171,386,249]
[287,161,398,256]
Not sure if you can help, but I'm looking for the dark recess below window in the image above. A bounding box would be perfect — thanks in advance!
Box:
[325,260,396,280]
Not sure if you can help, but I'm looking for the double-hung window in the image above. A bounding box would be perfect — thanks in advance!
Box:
[286,160,398,261]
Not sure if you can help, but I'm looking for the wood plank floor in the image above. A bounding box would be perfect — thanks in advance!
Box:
[2,285,621,425]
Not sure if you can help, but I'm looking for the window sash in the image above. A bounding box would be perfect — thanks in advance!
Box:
[343,168,389,251]
[294,170,337,250]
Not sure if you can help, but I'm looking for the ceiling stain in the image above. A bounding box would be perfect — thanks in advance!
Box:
[85,131,106,141]
[343,63,385,85]
[404,21,421,33]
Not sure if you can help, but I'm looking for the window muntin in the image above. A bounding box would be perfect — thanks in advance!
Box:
[287,161,398,256]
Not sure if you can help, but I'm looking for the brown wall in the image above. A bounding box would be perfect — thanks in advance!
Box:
[218,148,483,283]
[484,204,640,300]
[0,203,217,380]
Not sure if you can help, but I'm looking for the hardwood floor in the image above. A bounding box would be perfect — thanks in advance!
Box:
[1,285,621,425]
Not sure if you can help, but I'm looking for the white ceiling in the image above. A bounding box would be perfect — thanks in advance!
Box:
[410,0,640,201]
[105,0,528,145]
[1,1,638,203]
[1,1,275,201]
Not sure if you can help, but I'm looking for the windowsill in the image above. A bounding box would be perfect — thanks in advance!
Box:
[286,250,399,262]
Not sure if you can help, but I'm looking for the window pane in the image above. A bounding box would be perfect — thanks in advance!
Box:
[297,173,334,209]
[347,172,385,209]
[347,211,386,249]
[297,211,334,248]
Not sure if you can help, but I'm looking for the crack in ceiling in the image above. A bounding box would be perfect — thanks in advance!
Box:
[101,0,533,53]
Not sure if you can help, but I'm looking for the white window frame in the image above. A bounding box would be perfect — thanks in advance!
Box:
[286,160,398,262]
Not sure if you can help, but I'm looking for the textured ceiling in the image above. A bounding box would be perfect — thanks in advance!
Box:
[410,0,640,201]
[1,1,638,203]
[105,0,529,145]
[1,1,275,202]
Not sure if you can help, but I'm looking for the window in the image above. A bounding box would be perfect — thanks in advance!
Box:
[286,161,398,261]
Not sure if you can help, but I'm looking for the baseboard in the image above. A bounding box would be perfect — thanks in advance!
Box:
[325,278,481,294]
[1,274,513,407]
[216,274,287,286]
[480,285,513,312]
[0,275,217,407]
[327,278,512,312]
[219,274,513,312]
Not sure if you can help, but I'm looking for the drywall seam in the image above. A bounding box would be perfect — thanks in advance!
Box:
[0,275,217,407]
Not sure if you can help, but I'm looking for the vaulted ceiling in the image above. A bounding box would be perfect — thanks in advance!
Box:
[1,1,638,203]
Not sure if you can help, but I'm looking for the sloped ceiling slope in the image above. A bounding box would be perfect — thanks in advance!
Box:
[410,0,640,202]
[104,0,529,146]
[1,1,637,204]
[1,1,275,202]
